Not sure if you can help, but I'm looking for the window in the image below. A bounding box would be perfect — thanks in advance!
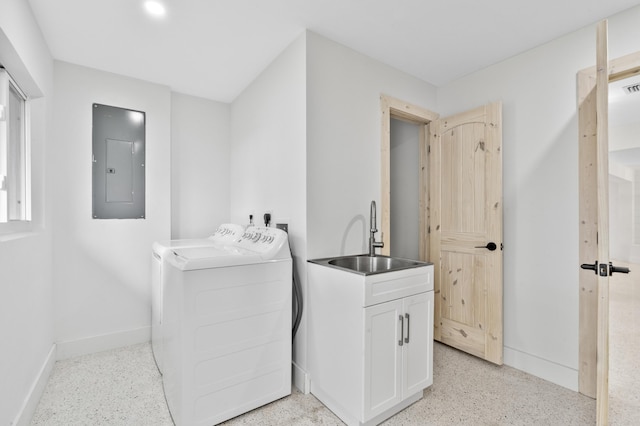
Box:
[0,68,31,230]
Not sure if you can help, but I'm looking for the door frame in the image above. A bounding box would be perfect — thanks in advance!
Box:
[380,94,438,260]
[578,46,640,405]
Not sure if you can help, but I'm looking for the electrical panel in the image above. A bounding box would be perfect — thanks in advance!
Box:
[92,103,145,219]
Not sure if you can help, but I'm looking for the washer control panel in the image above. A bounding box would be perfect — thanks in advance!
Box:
[237,226,289,258]
[211,223,245,242]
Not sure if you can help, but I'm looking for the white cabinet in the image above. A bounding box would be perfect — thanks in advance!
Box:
[364,292,433,419]
[401,293,433,396]
[308,261,434,426]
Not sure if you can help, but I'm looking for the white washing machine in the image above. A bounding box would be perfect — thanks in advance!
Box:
[151,223,245,374]
[162,226,292,426]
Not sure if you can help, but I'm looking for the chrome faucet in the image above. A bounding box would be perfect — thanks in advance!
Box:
[369,200,384,256]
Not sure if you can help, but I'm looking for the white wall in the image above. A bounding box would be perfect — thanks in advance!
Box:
[229,32,307,384]
[306,31,438,260]
[171,92,230,238]
[230,33,306,231]
[51,61,171,357]
[436,5,640,390]
[0,1,54,424]
[390,118,420,260]
[609,175,632,262]
[610,122,640,151]
[609,122,640,263]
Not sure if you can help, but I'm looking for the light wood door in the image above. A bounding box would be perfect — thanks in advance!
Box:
[430,102,503,365]
[578,20,612,423]
[594,20,611,426]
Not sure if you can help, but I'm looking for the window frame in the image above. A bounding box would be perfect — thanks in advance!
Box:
[0,67,32,236]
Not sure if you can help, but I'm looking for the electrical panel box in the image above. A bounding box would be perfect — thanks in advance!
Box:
[92,103,145,219]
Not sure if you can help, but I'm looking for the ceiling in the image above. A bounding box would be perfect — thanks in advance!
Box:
[27,0,640,103]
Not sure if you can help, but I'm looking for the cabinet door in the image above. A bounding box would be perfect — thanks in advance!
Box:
[364,299,403,420]
[402,291,434,396]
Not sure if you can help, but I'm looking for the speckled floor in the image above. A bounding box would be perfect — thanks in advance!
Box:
[31,340,597,426]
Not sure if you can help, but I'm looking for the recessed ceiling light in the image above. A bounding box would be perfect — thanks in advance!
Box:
[144,1,166,18]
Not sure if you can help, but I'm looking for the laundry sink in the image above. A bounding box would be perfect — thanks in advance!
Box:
[311,254,427,275]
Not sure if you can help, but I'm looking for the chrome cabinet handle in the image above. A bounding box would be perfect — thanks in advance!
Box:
[398,315,404,346]
[404,313,410,344]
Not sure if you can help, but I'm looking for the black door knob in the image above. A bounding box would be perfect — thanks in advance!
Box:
[475,242,497,251]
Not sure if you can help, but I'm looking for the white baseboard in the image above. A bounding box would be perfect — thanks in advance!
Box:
[504,346,578,391]
[13,344,56,426]
[292,361,310,394]
[56,326,150,360]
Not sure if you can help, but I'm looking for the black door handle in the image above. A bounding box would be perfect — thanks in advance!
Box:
[609,262,631,275]
[581,262,598,273]
[580,261,630,276]
[475,242,497,251]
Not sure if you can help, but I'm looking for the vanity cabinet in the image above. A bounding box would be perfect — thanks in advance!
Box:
[307,260,434,426]
[365,292,433,417]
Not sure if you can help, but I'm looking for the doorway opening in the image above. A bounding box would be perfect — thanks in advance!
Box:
[606,73,640,424]
[379,94,438,261]
[390,118,421,259]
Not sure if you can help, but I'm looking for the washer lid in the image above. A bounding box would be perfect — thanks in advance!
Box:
[152,223,245,257]
[168,246,275,270]
[152,238,219,257]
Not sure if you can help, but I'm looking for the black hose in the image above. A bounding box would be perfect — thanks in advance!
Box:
[291,253,303,341]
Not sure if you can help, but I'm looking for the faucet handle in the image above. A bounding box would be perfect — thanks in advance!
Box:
[373,232,384,249]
